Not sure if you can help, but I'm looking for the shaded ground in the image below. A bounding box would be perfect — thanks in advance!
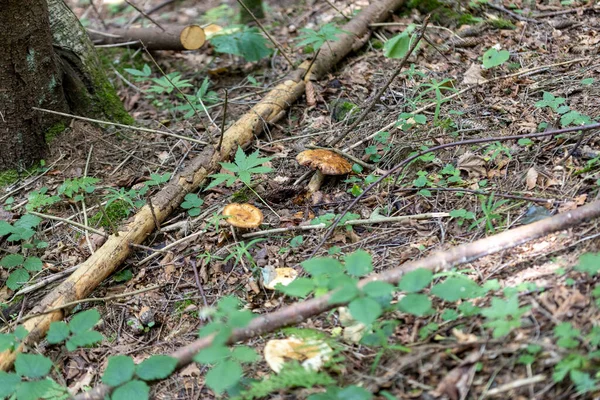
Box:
[2,0,600,398]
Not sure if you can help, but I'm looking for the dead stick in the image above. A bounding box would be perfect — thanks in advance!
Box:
[75,199,600,400]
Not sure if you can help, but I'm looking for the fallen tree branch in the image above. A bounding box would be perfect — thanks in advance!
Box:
[76,199,600,400]
[0,0,406,370]
[88,25,206,51]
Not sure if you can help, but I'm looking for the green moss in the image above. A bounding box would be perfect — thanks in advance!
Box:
[489,17,516,30]
[96,77,134,125]
[330,99,360,123]
[458,13,482,26]
[232,189,250,203]
[0,170,20,188]
[45,122,67,143]
[89,199,131,228]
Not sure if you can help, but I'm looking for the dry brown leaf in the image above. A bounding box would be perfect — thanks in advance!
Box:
[526,167,539,190]
[462,63,485,85]
[458,152,486,178]
[430,351,481,400]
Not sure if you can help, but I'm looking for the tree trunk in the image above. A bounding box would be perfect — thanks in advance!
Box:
[0,0,69,170]
[239,0,265,24]
[0,0,131,171]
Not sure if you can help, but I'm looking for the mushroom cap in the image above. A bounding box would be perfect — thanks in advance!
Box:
[222,203,263,228]
[296,149,352,175]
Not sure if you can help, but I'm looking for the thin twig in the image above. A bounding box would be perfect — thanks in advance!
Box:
[328,16,430,147]
[82,145,94,254]
[218,89,229,152]
[123,0,165,30]
[15,285,162,324]
[323,0,350,20]
[394,187,559,204]
[242,212,449,238]
[32,107,208,145]
[486,2,539,24]
[236,0,295,68]
[29,211,107,237]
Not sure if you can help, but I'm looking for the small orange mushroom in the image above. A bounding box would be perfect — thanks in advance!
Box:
[296,149,352,194]
[222,203,264,229]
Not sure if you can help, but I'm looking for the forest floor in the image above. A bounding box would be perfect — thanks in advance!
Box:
[2,0,600,399]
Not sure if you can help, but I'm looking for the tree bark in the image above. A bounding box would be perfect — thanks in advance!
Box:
[0,0,69,170]
[0,0,131,170]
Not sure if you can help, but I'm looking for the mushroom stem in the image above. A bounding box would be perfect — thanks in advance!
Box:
[307,170,325,193]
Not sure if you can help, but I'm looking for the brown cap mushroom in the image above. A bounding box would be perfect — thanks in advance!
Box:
[222,203,263,228]
[296,149,352,176]
[296,149,352,194]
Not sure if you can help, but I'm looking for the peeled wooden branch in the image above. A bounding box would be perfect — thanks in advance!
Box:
[88,25,206,50]
[0,0,405,371]
[76,199,600,400]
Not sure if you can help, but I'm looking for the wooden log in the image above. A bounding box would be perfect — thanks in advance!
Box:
[88,25,206,50]
[0,0,405,371]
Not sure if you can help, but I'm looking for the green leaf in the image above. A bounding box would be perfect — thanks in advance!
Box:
[580,78,595,86]
[482,48,510,68]
[383,26,417,59]
[102,355,135,387]
[348,297,382,325]
[278,277,315,298]
[0,220,13,236]
[13,326,28,340]
[0,372,21,398]
[574,252,600,276]
[15,379,54,400]
[296,23,348,50]
[398,268,432,293]
[362,281,395,299]
[230,346,259,363]
[23,257,42,272]
[338,385,373,400]
[431,277,482,301]
[136,356,178,381]
[211,27,272,62]
[66,330,103,351]
[343,250,373,277]
[111,380,150,400]
[0,254,25,268]
[181,193,204,210]
[0,333,18,352]
[46,322,70,344]
[113,269,133,282]
[570,370,597,394]
[329,283,360,304]
[15,353,53,379]
[205,360,242,394]
[69,309,101,334]
[7,269,29,290]
[301,257,344,276]
[397,294,432,316]
[194,344,230,364]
